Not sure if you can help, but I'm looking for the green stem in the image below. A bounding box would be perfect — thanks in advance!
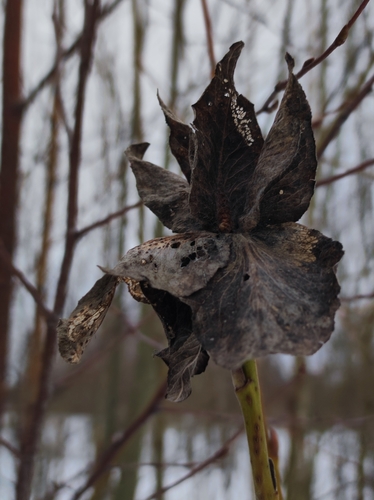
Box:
[232,359,280,500]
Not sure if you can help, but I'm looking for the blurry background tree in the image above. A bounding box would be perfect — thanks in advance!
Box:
[0,0,373,499]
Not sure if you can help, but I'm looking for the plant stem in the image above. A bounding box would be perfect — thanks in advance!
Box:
[232,359,280,500]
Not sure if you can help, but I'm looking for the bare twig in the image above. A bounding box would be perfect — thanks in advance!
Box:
[316,158,374,187]
[257,0,371,114]
[142,427,244,500]
[20,0,127,111]
[200,0,216,76]
[341,292,374,301]
[0,436,21,458]
[316,74,374,158]
[70,380,167,500]
[74,201,142,240]
[0,240,57,323]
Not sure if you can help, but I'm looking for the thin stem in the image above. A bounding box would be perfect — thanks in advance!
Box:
[232,359,279,500]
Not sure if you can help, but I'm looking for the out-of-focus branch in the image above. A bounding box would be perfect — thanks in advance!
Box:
[316,74,374,158]
[54,0,100,314]
[74,201,142,240]
[0,240,57,324]
[15,2,101,499]
[316,158,374,187]
[200,0,216,77]
[20,0,127,112]
[257,0,371,114]
[70,380,167,500]
[0,436,20,458]
[142,427,244,500]
[341,292,374,301]
[0,0,23,426]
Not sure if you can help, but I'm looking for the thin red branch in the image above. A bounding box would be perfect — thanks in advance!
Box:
[316,158,374,187]
[74,201,142,240]
[142,427,244,500]
[0,241,57,324]
[200,0,216,76]
[257,0,372,114]
[70,380,167,500]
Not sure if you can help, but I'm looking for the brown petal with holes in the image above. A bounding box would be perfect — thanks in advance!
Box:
[104,232,231,297]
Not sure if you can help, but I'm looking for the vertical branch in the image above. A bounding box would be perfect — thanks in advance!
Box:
[54,0,100,313]
[21,0,64,430]
[200,0,215,77]
[0,0,24,425]
[15,2,101,499]
[157,0,187,238]
[131,0,146,243]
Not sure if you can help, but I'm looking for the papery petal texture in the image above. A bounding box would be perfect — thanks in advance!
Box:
[241,55,317,231]
[183,223,343,369]
[126,144,201,232]
[189,41,264,232]
[57,274,119,363]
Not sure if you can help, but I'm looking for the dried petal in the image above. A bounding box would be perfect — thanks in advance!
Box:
[126,143,201,232]
[189,41,264,232]
[104,232,230,297]
[241,54,317,231]
[183,223,343,369]
[140,283,209,402]
[57,274,119,363]
[158,93,192,182]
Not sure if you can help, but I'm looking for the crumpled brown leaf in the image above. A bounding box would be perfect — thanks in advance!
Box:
[57,41,343,403]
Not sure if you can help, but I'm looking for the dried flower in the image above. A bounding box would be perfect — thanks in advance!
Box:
[58,42,343,402]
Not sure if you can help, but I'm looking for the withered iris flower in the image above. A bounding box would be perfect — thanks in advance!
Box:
[58,42,343,402]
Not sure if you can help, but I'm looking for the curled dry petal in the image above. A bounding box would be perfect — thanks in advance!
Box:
[126,144,201,233]
[158,92,192,182]
[57,274,119,363]
[139,283,209,402]
[240,54,317,231]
